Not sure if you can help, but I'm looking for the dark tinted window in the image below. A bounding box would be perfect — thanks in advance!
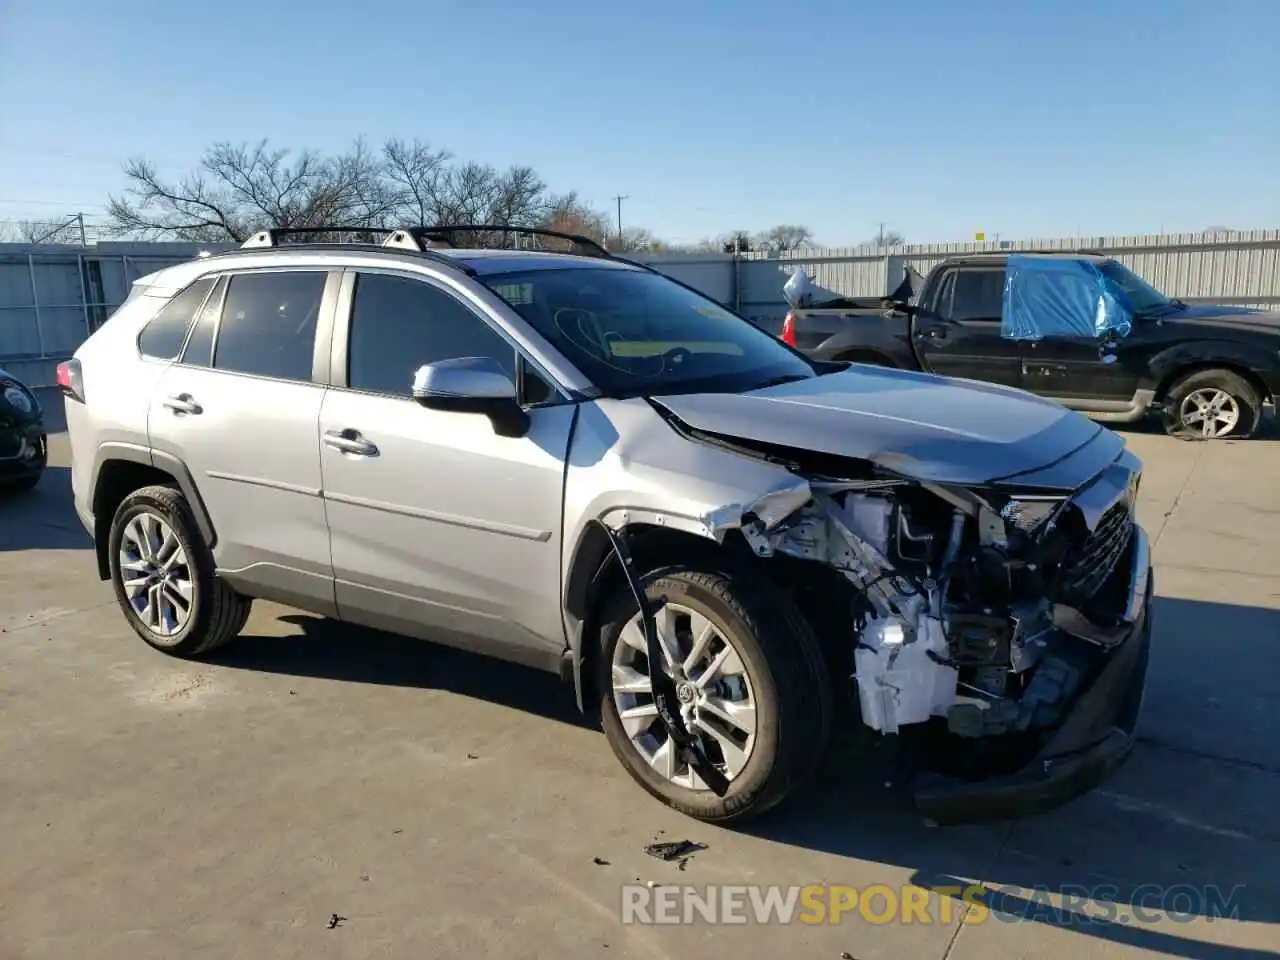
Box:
[213,271,327,381]
[348,273,516,395]
[949,269,1005,321]
[137,277,215,359]
[180,276,226,367]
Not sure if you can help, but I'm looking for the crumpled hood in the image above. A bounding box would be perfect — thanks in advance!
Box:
[652,366,1118,488]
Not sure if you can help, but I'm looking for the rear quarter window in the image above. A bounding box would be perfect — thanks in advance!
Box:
[136,277,217,359]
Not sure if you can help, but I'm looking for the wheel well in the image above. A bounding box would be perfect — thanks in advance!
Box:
[1155,361,1271,406]
[91,460,176,580]
[569,525,754,711]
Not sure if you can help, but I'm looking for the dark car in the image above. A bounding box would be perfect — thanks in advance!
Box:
[0,367,48,491]
[781,252,1280,439]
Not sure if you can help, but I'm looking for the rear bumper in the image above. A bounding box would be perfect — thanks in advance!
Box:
[913,538,1154,824]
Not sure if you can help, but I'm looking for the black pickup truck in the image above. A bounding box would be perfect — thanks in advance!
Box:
[780,251,1280,439]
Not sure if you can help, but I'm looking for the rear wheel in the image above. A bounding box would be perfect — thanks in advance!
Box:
[596,567,832,823]
[1161,368,1262,440]
[108,484,252,657]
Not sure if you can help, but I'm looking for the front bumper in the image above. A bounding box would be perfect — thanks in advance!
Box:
[0,424,47,482]
[912,530,1154,825]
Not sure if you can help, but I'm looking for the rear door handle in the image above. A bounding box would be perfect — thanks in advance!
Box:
[323,429,379,458]
[162,394,202,415]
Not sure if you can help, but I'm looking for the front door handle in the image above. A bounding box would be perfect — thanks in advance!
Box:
[918,326,948,341]
[323,429,379,457]
[162,394,202,415]
[1024,362,1069,375]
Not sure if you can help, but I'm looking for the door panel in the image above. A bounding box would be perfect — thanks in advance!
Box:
[319,268,575,669]
[914,267,1022,388]
[1020,338,1144,403]
[145,267,338,615]
[148,365,335,614]
[319,390,574,667]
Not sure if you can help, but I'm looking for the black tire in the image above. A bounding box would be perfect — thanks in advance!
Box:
[0,470,41,494]
[596,567,833,823]
[108,484,252,658]
[1161,368,1263,440]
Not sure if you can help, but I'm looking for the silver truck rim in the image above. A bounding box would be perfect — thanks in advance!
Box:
[1179,388,1240,438]
[118,512,194,640]
[611,602,757,789]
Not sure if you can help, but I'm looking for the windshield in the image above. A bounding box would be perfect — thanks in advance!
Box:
[481,266,816,397]
[1097,261,1178,316]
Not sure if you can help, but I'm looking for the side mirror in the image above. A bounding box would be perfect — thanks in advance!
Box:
[411,357,530,438]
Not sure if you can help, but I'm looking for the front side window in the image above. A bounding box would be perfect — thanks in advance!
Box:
[137,277,215,359]
[347,272,518,396]
[479,266,816,398]
[948,269,1005,322]
[212,271,327,381]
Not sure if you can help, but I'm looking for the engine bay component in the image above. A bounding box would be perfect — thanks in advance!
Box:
[738,475,1138,766]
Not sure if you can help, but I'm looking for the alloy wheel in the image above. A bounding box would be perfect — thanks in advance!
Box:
[118,512,194,641]
[1179,388,1240,438]
[611,602,758,789]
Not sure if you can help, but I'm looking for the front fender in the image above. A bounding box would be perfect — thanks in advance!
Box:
[1146,339,1278,397]
[558,397,811,708]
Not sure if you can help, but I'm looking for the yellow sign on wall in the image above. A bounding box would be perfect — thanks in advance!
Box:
[974,232,986,241]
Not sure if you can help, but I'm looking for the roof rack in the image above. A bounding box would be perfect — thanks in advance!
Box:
[387,224,614,259]
[240,226,398,248]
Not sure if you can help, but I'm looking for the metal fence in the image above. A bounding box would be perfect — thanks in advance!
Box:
[4,230,1279,385]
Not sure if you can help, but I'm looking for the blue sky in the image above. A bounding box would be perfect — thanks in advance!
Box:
[1,0,1277,246]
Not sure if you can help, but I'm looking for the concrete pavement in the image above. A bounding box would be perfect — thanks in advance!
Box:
[0,419,1276,959]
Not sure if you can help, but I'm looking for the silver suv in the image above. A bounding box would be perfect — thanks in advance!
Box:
[62,226,1154,824]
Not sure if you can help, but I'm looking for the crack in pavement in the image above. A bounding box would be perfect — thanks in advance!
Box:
[1137,735,1280,777]
[1151,441,1206,552]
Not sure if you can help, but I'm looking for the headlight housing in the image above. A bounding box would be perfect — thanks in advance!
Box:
[1,380,38,417]
[997,495,1069,535]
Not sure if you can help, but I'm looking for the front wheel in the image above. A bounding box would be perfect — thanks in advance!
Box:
[596,567,832,823]
[1162,368,1263,440]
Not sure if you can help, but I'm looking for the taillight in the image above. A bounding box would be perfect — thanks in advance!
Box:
[780,312,798,347]
[56,358,85,403]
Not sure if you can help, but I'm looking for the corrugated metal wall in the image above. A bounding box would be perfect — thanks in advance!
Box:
[4,231,1279,384]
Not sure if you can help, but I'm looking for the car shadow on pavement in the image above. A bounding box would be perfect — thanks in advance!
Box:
[0,467,93,552]
[210,593,1278,959]
[212,612,592,730]
[740,592,1280,960]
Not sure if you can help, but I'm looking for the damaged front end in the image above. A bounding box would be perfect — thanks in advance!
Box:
[729,448,1152,823]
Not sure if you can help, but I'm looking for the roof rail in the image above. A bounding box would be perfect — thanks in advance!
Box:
[240,226,397,248]
[394,224,614,259]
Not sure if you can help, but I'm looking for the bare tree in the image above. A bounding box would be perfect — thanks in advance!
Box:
[866,228,906,247]
[1,215,86,244]
[754,224,815,253]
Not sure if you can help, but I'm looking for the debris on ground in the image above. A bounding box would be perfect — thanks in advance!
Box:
[360,874,370,882]
[840,952,856,959]
[466,752,479,760]
[592,856,610,866]
[327,914,346,930]
[643,839,707,869]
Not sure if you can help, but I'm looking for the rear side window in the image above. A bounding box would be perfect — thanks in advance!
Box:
[949,269,1005,322]
[180,276,227,368]
[213,271,327,382]
[137,277,216,359]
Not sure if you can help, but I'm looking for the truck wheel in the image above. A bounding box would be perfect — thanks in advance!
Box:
[108,484,252,658]
[596,567,832,823]
[1162,369,1262,440]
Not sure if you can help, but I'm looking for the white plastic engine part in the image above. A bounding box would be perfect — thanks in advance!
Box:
[839,494,893,556]
[854,615,958,734]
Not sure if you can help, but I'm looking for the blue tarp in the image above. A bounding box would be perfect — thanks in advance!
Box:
[1001,255,1133,342]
